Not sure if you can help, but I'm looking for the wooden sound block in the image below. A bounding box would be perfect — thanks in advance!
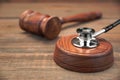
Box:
[54,35,114,72]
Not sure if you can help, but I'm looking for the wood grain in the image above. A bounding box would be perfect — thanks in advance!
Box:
[0,3,119,18]
[0,0,119,3]
[0,2,120,80]
[54,35,114,72]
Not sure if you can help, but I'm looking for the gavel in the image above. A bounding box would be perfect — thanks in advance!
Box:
[19,10,102,39]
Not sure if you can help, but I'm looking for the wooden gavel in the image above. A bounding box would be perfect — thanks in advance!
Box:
[19,10,102,39]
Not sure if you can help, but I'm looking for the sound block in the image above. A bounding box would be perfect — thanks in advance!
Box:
[54,35,114,72]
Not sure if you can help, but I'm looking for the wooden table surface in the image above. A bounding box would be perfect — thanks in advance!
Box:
[0,2,120,80]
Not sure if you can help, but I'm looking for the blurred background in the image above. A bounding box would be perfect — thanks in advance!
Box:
[0,0,120,80]
[0,0,120,3]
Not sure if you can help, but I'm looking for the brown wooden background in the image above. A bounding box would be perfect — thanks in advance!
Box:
[0,0,120,80]
[0,0,120,2]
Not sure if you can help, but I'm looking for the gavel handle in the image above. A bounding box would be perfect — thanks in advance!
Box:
[60,12,102,24]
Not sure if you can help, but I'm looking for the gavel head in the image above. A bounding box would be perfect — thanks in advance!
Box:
[19,10,62,39]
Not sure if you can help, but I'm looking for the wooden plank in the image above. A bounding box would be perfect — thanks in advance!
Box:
[0,2,120,80]
[0,19,119,53]
[0,19,120,33]
[0,3,119,18]
[0,0,119,2]
[0,52,119,80]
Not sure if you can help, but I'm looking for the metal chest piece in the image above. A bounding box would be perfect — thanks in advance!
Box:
[72,27,99,48]
[72,19,120,48]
